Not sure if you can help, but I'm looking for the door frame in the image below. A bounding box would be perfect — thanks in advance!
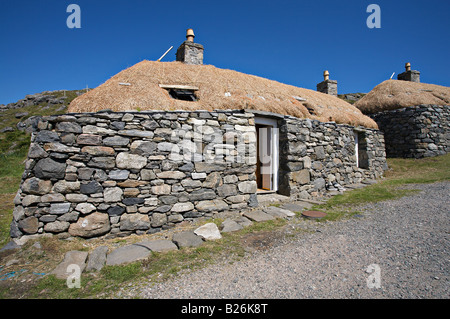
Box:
[254,117,279,192]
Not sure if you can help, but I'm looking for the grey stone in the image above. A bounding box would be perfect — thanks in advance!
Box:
[106,245,151,266]
[243,210,275,222]
[21,177,52,195]
[76,134,102,145]
[88,157,116,169]
[220,219,243,232]
[80,181,103,194]
[44,220,70,233]
[33,158,66,179]
[120,213,151,231]
[56,121,82,133]
[35,130,61,143]
[57,211,79,222]
[238,181,257,194]
[53,180,80,193]
[156,171,186,179]
[103,136,130,146]
[51,250,88,279]
[264,206,296,218]
[50,202,71,215]
[130,140,157,156]
[172,231,204,248]
[104,187,123,203]
[107,206,125,216]
[151,213,167,227]
[41,193,65,203]
[313,178,326,190]
[194,223,222,240]
[75,203,96,214]
[118,130,154,138]
[21,195,41,206]
[122,197,145,206]
[171,202,194,213]
[189,189,217,201]
[136,240,178,252]
[196,199,228,212]
[66,194,88,203]
[86,246,108,271]
[108,169,130,181]
[217,184,238,197]
[28,143,48,158]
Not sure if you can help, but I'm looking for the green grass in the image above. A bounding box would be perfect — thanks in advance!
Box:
[313,153,450,221]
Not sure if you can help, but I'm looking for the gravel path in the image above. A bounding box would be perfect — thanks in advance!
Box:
[130,182,450,299]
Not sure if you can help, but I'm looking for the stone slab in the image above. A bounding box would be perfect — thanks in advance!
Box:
[194,223,222,240]
[86,246,108,271]
[220,218,243,233]
[136,240,178,253]
[172,231,204,248]
[243,210,275,222]
[264,206,296,218]
[50,250,89,279]
[106,244,151,266]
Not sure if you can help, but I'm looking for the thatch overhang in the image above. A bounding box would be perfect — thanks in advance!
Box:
[69,61,378,129]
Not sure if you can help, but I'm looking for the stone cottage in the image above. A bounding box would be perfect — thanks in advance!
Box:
[355,64,450,158]
[10,29,387,241]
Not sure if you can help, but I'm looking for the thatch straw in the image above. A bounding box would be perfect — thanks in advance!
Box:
[69,61,377,129]
[355,79,450,114]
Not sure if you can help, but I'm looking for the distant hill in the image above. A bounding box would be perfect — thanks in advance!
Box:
[337,93,366,105]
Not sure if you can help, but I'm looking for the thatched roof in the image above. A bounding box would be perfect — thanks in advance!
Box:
[69,61,378,129]
[355,80,450,114]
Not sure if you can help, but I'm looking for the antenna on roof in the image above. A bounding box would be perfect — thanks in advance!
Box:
[157,46,174,62]
[390,72,395,79]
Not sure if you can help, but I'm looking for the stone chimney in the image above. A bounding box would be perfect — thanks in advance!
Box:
[176,28,204,65]
[316,70,338,96]
[397,62,420,83]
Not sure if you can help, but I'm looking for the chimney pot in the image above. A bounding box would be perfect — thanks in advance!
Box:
[186,28,195,42]
[405,62,411,72]
[323,70,330,81]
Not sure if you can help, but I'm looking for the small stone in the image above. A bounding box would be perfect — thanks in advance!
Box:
[116,152,147,170]
[80,181,103,194]
[49,202,71,215]
[44,220,70,233]
[196,199,228,212]
[75,203,96,214]
[76,134,102,145]
[171,202,194,213]
[151,213,167,227]
[194,223,222,240]
[33,158,66,179]
[108,170,130,181]
[103,187,123,203]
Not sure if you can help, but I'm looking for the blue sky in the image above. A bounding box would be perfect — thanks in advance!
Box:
[0,0,449,105]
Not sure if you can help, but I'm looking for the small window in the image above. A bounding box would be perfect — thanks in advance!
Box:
[159,84,199,102]
[168,89,197,101]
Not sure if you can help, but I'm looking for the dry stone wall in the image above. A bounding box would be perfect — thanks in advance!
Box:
[370,104,449,158]
[10,109,387,242]
[278,117,386,198]
[11,110,258,241]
